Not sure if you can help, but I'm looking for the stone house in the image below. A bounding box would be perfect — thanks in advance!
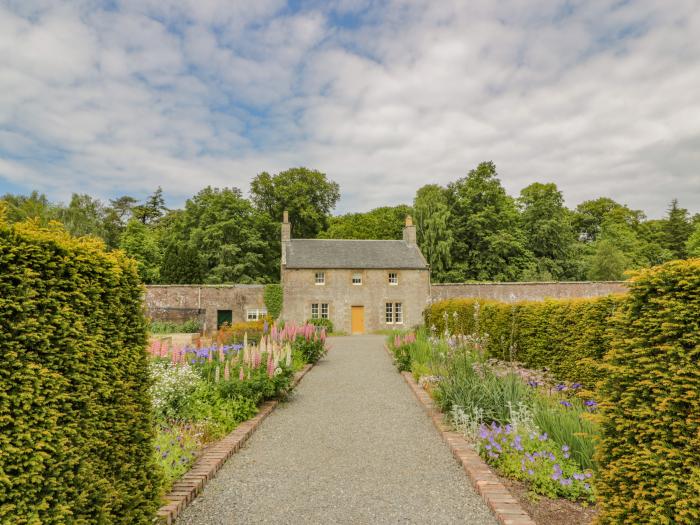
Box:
[280,211,431,334]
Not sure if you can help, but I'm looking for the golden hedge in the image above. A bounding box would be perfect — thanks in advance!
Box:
[0,220,161,524]
[595,259,700,524]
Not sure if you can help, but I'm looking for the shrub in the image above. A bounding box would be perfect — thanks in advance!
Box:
[307,317,334,332]
[292,337,326,364]
[149,361,201,420]
[596,259,700,524]
[264,284,283,319]
[424,295,624,386]
[0,220,160,523]
[150,318,202,334]
[218,320,264,344]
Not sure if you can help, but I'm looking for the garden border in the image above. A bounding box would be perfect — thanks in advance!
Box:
[384,345,536,525]
[156,363,314,525]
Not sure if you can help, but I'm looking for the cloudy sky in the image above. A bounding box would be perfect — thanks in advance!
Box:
[1,0,698,217]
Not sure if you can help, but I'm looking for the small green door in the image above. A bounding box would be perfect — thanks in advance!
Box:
[217,310,232,329]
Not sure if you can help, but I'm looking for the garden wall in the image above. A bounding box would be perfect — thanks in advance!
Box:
[430,281,627,303]
[145,285,265,332]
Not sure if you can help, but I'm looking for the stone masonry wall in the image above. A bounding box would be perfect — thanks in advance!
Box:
[145,285,265,333]
[430,281,627,303]
[281,268,431,333]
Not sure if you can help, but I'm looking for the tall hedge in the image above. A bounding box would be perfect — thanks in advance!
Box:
[0,220,161,523]
[595,259,700,524]
[424,295,624,385]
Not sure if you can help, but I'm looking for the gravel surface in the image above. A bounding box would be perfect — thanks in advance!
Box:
[176,335,496,525]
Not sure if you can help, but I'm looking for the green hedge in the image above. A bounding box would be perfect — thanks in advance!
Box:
[595,259,700,524]
[424,295,624,386]
[0,220,161,523]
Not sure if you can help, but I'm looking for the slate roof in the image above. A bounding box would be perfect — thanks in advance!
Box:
[284,239,428,269]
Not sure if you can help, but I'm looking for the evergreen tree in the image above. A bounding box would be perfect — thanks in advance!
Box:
[159,242,204,284]
[133,187,167,225]
[686,222,700,258]
[663,198,693,259]
[119,219,162,283]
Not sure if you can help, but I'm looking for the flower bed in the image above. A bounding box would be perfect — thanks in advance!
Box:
[388,328,599,518]
[148,321,327,492]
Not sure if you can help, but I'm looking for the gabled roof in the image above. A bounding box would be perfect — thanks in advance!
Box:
[283,239,428,269]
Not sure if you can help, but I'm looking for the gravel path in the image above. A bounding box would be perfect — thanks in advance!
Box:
[176,335,496,524]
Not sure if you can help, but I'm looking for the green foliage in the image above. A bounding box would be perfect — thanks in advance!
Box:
[132,187,167,225]
[424,295,624,386]
[0,220,160,524]
[306,317,333,332]
[153,424,199,490]
[166,187,278,283]
[446,161,533,281]
[120,218,162,283]
[663,198,693,259]
[150,319,202,334]
[251,167,340,239]
[264,284,283,319]
[292,337,327,364]
[414,185,453,280]
[159,241,205,284]
[319,205,412,240]
[686,222,700,257]
[517,182,576,280]
[477,425,594,502]
[595,258,700,524]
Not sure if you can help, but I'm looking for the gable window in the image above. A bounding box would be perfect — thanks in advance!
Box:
[388,272,398,285]
[246,308,267,321]
[352,273,362,285]
[385,302,403,324]
[315,272,325,285]
[311,303,329,319]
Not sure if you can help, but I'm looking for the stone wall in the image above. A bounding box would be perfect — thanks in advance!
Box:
[281,268,431,333]
[430,281,627,303]
[145,285,265,333]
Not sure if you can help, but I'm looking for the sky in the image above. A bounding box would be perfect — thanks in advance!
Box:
[0,0,699,218]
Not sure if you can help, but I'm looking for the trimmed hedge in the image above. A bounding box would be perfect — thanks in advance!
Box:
[596,259,700,524]
[424,295,623,386]
[0,220,161,523]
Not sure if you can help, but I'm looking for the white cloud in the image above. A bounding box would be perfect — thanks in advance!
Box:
[0,0,698,216]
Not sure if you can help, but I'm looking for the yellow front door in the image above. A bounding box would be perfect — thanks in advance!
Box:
[351,306,364,334]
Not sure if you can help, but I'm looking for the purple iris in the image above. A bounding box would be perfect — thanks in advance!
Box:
[571,383,582,389]
[555,384,567,391]
[560,400,572,408]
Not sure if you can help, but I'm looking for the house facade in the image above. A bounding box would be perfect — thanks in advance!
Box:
[280,211,431,334]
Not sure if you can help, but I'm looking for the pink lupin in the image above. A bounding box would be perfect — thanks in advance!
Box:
[218,345,225,362]
[239,367,245,381]
[224,362,230,381]
[320,328,326,342]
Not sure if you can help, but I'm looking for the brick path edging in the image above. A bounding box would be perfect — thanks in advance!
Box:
[384,345,536,525]
[156,363,314,524]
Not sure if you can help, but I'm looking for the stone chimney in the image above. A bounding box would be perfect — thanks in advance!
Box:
[403,215,416,245]
[281,210,291,243]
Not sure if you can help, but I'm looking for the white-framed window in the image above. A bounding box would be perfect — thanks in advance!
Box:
[385,303,403,324]
[311,303,329,319]
[246,308,267,321]
[311,303,319,319]
[352,272,362,285]
[388,272,398,285]
[321,303,329,319]
[315,272,325,285]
